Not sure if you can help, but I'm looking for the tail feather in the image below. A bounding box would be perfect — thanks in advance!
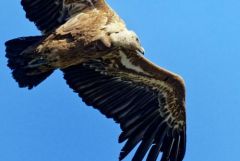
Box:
[5,36,42,70]
[5,36,54,89]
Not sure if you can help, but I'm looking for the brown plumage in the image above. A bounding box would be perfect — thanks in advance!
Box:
[5,0,186,161]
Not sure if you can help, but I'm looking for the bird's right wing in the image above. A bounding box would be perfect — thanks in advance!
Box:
[21,0,99,33]
[62,49,186,161]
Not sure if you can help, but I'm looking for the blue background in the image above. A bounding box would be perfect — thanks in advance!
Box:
[1,0,240,161]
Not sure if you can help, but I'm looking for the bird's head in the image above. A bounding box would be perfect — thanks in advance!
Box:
[109,30,145,54]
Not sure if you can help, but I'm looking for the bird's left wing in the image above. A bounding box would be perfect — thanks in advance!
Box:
[21,0,98,33]
[62,50,186,161]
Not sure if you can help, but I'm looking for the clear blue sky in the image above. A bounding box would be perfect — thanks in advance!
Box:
[1,0,240,161]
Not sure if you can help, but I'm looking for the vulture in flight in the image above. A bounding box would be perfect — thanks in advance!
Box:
[5,0,186,161]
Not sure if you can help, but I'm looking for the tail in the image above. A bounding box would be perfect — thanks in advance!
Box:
[5,36,54,89]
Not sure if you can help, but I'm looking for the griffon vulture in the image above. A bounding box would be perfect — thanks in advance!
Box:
[5,0,186,161]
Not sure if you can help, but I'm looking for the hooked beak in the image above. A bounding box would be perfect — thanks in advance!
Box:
[137,47,145,55]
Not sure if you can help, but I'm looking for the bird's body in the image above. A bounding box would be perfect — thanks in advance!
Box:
[5,0,187,161]
[20,1,143,72]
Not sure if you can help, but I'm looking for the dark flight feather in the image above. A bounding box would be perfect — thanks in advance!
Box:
[62,60,186,161]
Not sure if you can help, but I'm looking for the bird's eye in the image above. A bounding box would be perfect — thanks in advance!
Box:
[136,38,139,42]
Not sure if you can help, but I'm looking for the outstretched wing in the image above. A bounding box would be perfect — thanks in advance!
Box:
[21,0,98,33]
[62,50,186,161]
